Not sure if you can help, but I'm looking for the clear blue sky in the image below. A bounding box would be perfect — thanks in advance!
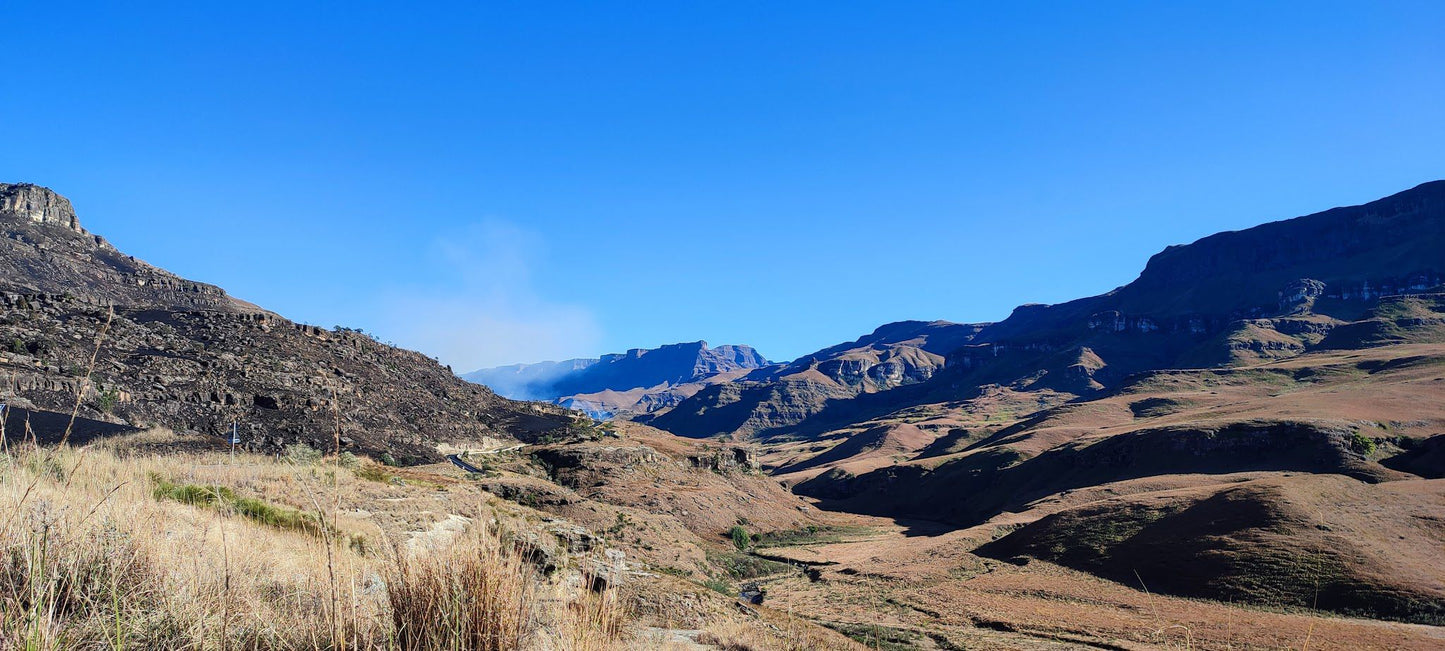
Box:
[2,2,1442,369]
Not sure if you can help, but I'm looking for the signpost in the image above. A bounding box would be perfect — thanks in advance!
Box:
[230,420,240,462]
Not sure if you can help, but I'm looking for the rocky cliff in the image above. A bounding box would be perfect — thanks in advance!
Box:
[0,183,261,312]
[0,184,573,459]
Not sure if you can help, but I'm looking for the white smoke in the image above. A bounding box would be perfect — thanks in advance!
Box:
[376,220,602,373]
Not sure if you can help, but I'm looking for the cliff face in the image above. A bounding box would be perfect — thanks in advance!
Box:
[0,184,573,459]
[980,180,1445,345]
[0,183,253,312]
[1126,180,1444,313]
[0,183,84,233]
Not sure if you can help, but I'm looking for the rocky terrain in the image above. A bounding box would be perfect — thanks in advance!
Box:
[0,183,574,461]
[466,340,770,418]
[0,183,257,312]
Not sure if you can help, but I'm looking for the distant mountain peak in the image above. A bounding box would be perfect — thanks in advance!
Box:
[464,341,771,415]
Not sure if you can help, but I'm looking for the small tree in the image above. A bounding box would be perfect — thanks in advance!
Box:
[729,525,750,551]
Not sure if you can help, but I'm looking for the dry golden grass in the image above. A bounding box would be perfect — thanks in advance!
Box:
[1,440,373,648]
[0,434,644,650]
[386,527,535,650]
[697,613,867,651]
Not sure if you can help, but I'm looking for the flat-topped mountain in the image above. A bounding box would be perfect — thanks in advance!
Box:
[465,340,770,417]
[0,184,573,460]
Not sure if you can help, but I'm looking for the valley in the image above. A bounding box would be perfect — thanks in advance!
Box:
[2,179,1443,649]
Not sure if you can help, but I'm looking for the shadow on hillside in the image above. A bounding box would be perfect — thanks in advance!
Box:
[0,406,139,445]
[803,496,961,537]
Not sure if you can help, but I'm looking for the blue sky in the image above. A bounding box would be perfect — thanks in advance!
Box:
[2,2,1442,369]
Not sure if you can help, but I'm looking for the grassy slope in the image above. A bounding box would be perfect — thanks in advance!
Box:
[0,430,860,650]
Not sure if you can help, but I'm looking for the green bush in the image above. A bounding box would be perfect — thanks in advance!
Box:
[1350,432,1377,456]
[356,464,394,483]
[706,550,792,580]
[97,387,120,414]
[729,525,750,551]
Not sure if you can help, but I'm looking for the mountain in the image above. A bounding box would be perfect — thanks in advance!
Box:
[0,183,259,312]
[465,341,770,417]
[0,183,573,461]
[644,320,986,438]
[652,181,1445,442]
[9,179,1444,645]
[632,181,1445,624]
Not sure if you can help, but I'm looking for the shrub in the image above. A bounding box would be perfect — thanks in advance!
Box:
[707,550,792,580]
[284,443,323,465]
[1350,432,1377,456]
[150,473,330,537]
[729,525,750,551]
[703,577,732,595]
[97,386,120,413]
[356,463,394,483]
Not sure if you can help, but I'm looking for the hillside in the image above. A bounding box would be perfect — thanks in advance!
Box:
[628,181,1445,631]
[0,183,574,461]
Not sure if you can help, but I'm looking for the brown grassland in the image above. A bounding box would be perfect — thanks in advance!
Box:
[0,428,855,650]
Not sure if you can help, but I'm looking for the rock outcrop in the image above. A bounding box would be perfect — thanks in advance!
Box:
[0,183,254,312]
[0,183,83,233]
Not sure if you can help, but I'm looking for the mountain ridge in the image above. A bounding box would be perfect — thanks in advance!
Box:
[647,180,1445,441]
[0,183,573,460]
[465,340,770,417]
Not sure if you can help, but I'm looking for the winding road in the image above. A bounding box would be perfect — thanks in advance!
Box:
[446,444,525,473]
